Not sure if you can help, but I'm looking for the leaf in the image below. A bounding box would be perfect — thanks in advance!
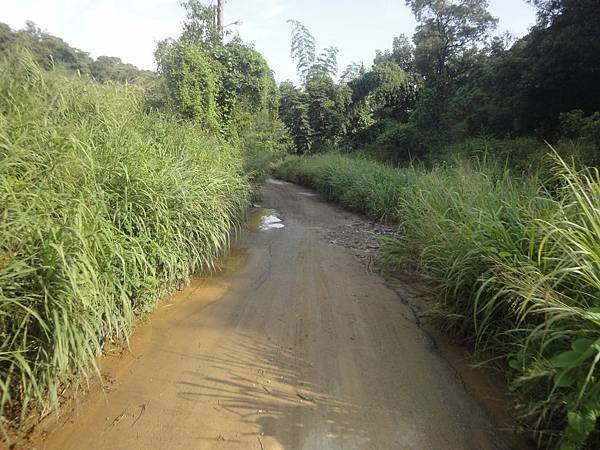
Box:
[581,307,600,322]
[508,359,521,370]
[554,370,577,387]
[551,351,580,369]
[571,338,594,354]
[567,409,597,436]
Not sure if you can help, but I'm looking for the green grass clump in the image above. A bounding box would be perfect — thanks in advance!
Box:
[0,50,251,427]
[274,153,600,449]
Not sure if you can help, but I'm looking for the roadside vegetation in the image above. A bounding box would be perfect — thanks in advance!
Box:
[1,0,598,447]
[275,152,599,448]
[0,1,287,433]
[275,0,600,448]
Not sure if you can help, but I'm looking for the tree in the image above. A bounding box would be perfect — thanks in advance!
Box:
[305,71,350,150]
[374,34,415,72]
[340,62,365,84]
[527,0,563,26]
[314,46,339,78]
[279,81,313,153]
[287,20,316,82]
[287,20,338,82]
[349,61,422,121]
[509,0,600,135]
[407,0,497,79]
[90,56,154,83]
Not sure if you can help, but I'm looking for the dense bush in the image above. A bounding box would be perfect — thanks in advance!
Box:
[275,153,600,449]
[0,50,252,426]
[236,110,292,187]
[211,38,279,123]
[154,40,220,128]
[359,119,428,164]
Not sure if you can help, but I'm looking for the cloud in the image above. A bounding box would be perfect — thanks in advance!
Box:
[263,3,286,19]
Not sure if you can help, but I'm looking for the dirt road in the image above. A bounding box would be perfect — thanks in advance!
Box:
[34,179,514,449]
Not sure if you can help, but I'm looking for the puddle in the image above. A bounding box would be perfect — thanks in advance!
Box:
[297,192,317,197]
[267,178,289,185]
[260,215,285,230]
[247,208,285,231]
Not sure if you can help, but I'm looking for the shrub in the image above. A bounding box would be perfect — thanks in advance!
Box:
[360,119,428,164]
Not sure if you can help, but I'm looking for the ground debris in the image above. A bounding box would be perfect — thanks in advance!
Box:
[296,392,314,402]
[321,218,398,268]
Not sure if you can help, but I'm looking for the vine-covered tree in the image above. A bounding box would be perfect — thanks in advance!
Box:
[180,0,220,48]
[154,40,220,127]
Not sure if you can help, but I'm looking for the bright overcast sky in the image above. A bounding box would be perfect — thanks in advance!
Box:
[3,0,537,82]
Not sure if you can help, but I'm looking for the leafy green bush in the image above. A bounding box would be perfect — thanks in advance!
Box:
[154,40,220,128]
[236,110,291,187]
[211,38,279,123]
[274,152,600,448]
[0,50,251,427]
[361,119,427,164]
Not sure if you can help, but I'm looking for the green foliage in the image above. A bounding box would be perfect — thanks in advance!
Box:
[559,111,600,146]
[305,71,351,151]
[180,0,221,48]
[279,74,350,154]
[274,152,600,448]
[153,31,278,131]
[279,81,313,153]
[287,20,339,81]
[407,0,497,79]
[236,111,291,186]
[210,38,279,123]
[90,56,154,84]
[154,40,220,128]
[373,34,415,73]
[339,62,365,84]
[356,120,427,164]
[0,50,252,428]
[349,61,422,121]
[314,46,339,78]
[444,0,600,138]
[287,20,316,82]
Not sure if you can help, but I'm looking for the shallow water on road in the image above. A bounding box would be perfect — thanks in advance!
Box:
[247,207,285,231]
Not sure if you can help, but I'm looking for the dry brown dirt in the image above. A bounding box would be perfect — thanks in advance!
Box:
[25,179,527,450]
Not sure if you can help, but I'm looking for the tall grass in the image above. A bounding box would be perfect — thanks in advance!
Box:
[275,153,599,449]
[0,50,251,427]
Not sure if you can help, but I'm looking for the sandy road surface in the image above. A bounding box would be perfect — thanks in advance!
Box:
[32,179,513,450]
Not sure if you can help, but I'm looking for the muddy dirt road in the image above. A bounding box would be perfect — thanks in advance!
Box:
[34,179,514,450]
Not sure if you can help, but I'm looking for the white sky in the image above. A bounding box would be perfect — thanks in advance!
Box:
[2,0,537,82]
